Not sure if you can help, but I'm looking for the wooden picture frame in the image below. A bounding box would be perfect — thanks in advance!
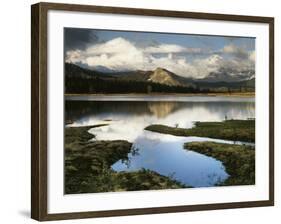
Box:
[31,2,274,221]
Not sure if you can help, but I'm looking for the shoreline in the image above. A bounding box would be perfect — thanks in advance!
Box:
[145,119,255,143]
[65,125,187,193]
[184,142,255,186]
[65,92,255,98]
[65,120,255,191]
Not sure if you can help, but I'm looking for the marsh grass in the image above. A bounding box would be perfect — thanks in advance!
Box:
[65,125,186,194]
[184,142,255,186]
[145,119,255,142]
[65,119,255,192]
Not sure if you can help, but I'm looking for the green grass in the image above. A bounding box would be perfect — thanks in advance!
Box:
[145,119,255,142]
[70,168,186,193]
[65,124,108,143]
[65,125,186,194]
[184,142,255,186]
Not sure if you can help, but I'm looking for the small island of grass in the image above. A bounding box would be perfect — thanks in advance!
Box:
[145,119,255,186]
[184,142,255,186]
[145,119,255,142]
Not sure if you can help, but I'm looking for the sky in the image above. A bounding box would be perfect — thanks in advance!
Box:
[65,28,255,79]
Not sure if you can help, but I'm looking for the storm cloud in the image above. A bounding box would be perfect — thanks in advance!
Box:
[64,28,99,51]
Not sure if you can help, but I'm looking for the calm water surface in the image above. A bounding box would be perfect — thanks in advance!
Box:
[66,96,255,187]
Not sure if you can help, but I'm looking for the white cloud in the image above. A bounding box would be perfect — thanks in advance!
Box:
[86,38,138,55]
[143,44,201,54]
[66,49,84,64]
[66,37,254,78]
[249,51,255,62]
[222,44,252,60]
[222,44,238,54]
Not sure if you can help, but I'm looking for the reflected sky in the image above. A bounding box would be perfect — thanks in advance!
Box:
[112,131,235,187]
[66,96,255,187]
[67,96,255,135]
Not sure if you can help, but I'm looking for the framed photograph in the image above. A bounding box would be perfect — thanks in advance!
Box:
[31,2,274,221]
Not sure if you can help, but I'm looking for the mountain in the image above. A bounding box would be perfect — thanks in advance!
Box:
[114,67,194,87]
[148,68,182,86]
[112,70,151,82]
[65,62,94,79]
[65,63,194,87]
[65,62,109,79]
[197,68,255,83]
[148,68,192,87]
[64,63,255,94]
[194,78,255,90]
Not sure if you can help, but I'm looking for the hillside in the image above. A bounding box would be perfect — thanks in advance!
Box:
[64,63,255,94]
[196,68,255,83]
[148,68,193,87]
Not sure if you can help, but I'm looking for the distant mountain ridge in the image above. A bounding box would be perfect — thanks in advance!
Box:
[196,68,255,83]
[65,63,255,94]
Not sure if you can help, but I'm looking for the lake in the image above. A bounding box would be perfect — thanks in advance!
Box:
[65,95,255,187]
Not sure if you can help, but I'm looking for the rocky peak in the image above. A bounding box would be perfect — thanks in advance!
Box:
[148,67,182,86]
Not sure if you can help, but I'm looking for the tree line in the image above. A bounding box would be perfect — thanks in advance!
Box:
[65,76,254,94]
[65,76,205,94]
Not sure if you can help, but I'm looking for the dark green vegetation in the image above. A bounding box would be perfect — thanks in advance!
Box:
[184,142,255,186]
[65,125,185,194]
[65,63,199,94]
[145,119,255,142]
[65,119,255,191]
[65,63,255,94]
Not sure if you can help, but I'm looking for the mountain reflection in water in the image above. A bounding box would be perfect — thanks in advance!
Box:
[65,96,255,187]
